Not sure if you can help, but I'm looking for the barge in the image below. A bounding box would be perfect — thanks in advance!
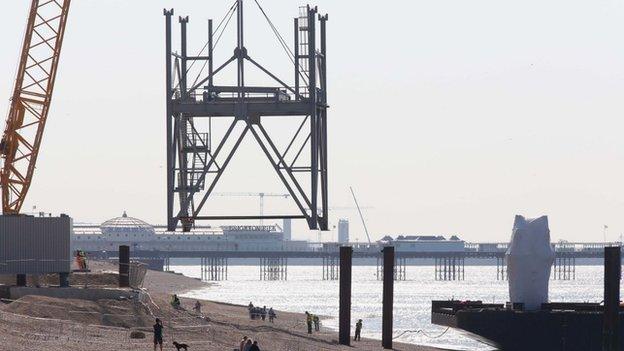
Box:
[432,300,624,351]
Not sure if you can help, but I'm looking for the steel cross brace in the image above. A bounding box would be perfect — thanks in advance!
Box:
[175,117,324,230]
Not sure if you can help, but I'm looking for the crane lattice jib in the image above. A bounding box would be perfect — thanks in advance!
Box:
[0,0,71,214]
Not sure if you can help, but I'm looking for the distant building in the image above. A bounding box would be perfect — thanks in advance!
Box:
[283,218,292,241]
[378,234,465,252]
[72,212,310,252]
[338,219,349,243]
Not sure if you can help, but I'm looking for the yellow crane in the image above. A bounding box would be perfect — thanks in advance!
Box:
[0,0,71,214]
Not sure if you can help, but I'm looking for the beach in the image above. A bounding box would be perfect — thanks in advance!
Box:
[0,262,443,351]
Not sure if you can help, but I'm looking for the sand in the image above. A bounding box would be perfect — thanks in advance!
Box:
[0,261,444,351]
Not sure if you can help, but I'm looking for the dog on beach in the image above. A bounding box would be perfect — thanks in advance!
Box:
[173,341,189,350]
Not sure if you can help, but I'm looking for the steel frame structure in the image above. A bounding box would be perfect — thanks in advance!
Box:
[164,1,329,232]
[1,0,71,214]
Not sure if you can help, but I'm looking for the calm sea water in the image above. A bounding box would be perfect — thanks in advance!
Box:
[174,264,605,350]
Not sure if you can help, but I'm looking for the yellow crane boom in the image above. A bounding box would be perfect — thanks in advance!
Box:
[0,0,71,214]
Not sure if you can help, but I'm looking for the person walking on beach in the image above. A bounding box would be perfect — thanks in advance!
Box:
[248,302,255,319]
[261,306,267,321]
[305,311,313,334]
[354,319,363,341]
[239,336,248,351]
[249,340,261,351]
[193,300,202,314]
[153,318,164,351]
[313,314,320,331]
[268,307,276,323]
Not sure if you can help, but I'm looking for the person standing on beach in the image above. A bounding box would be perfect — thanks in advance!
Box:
[305,311,313,334]
[248,302,255,319]
[243,338,253,351]
[313,314,320,331]
[249,340,261,351]
[193,300,202,314]
[153,318,164,351]
[268,307,276,323]
[170,294,181,309]
[239,336,248,351]
[354,319,363,341]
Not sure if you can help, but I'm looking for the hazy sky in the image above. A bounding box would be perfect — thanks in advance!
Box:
[1,0,623,243]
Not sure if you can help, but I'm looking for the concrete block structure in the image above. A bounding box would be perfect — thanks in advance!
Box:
[0,215,71,275]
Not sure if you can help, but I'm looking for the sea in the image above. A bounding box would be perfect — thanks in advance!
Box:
[173,263,605,350]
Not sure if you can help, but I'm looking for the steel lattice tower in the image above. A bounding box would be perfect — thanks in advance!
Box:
[164,1,328,232]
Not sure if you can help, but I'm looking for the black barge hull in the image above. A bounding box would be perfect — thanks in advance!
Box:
[432,300,624,351]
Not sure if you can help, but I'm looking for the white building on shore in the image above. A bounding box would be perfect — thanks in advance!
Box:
[338,219,349,243]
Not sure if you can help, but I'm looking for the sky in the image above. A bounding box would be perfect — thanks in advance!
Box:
[1,0,624,243]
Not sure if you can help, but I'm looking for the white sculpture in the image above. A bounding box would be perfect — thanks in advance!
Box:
[506,215,555,311]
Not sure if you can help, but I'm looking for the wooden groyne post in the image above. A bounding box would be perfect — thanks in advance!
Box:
[339,246,352,345]
[603,246,621,351]
[382,246,394,349]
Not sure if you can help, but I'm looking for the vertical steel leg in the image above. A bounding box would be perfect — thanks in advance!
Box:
[164,9,176,231]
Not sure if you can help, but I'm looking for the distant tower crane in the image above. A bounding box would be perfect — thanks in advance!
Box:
[0,0,71,214]
[313,205,372,242]
[350,186,372,245]
[213,192,290,224]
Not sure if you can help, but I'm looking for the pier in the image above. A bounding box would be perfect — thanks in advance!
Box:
[88,241,615,281]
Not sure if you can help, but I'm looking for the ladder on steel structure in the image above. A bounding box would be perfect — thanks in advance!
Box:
[183,119,210,194]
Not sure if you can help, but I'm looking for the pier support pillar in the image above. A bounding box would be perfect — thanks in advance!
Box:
[259,257,287,280]
[603,246,621,351]
[202,257,228,281]
[339,246,352,346]
[382,246,394,349]
[395,257,407,281]
[164,256,171,272]
[496,256,506,281]
[435,255,464,281]
[552,255,575,280]
[378,255,407,281]
[323,254,339,280]
[119,245,130,288]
